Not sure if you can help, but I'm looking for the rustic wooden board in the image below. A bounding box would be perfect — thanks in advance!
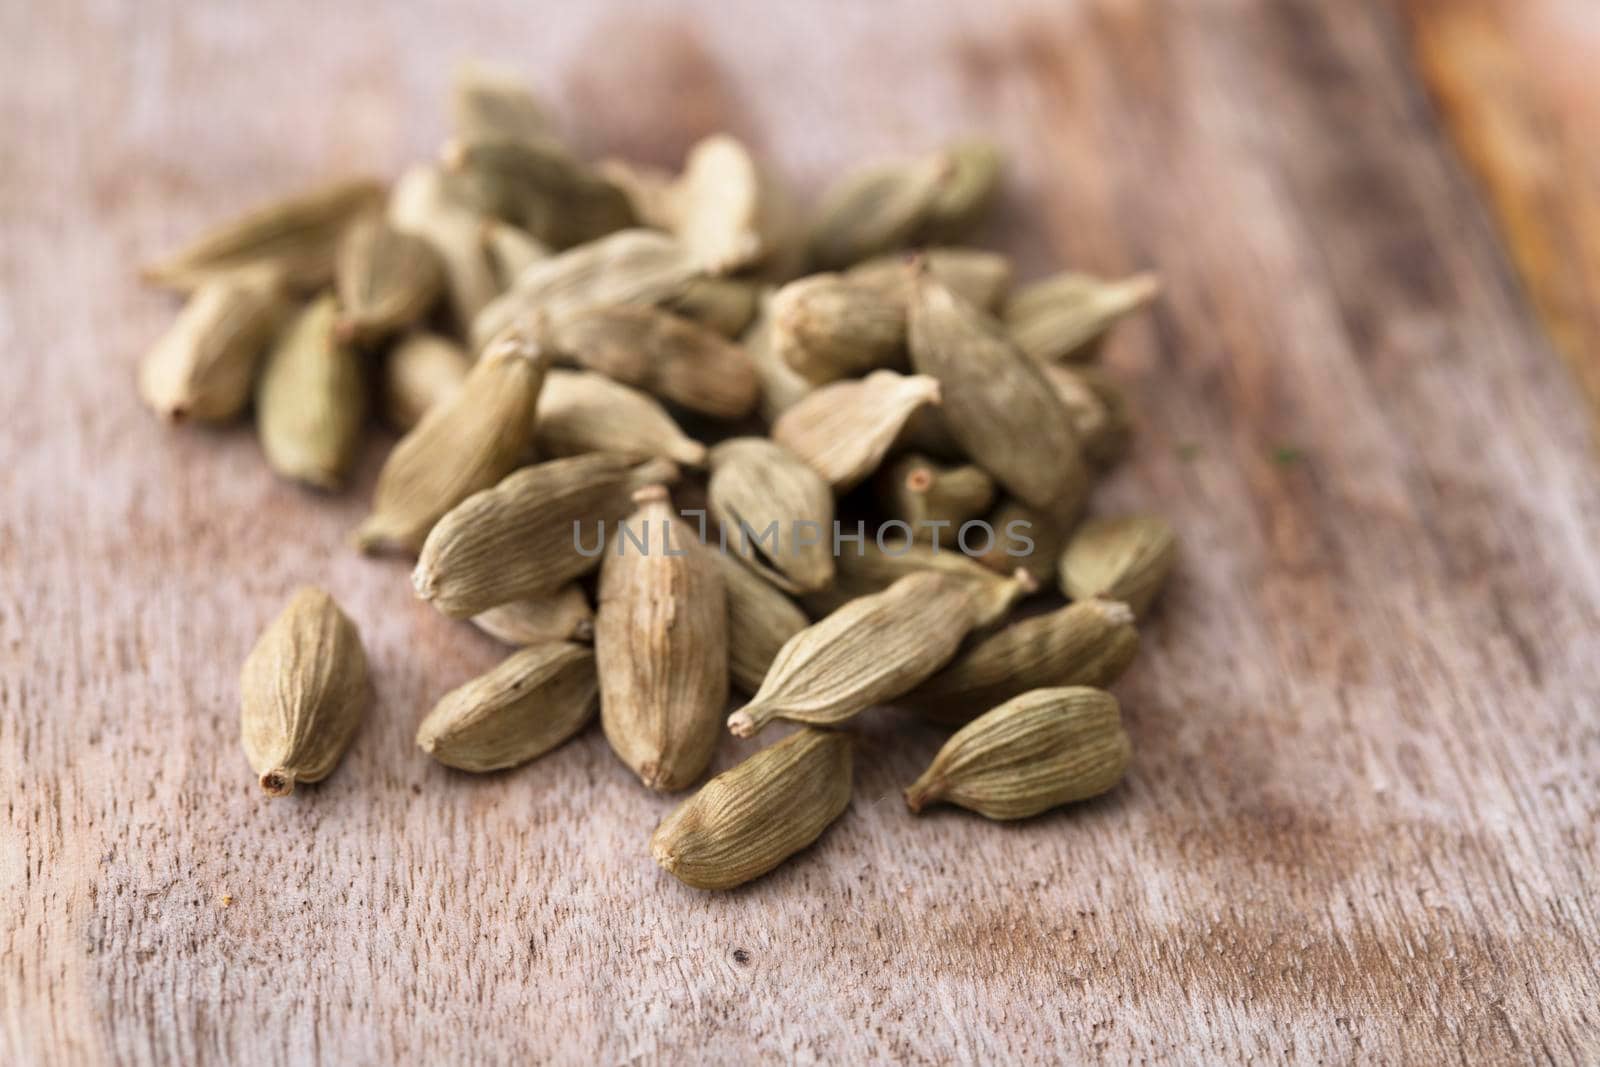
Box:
[4,0,1599,1063]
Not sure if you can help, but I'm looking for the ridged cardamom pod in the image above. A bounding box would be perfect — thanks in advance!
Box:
[1057,515,1177,616]
[416,641,598,772]
[450,60,554,144]
[470,229,700,351]
[142,178,385,293]
[480,219,550,291]
[728,572,1008,737]
[379,331,469,432]
[137,268,286,423]
[388,164,500,332]
[802,538,1034,624]
[805,150,950,270]
[1003,271,1159,364]
[1040,363,1132,469]
[471,585,594,646]
[414,454,680,618]
[875,453,997,535]
[771,273,907,383]
[904,687,1130,819]
[975,497,1067,586]
[771,370,941,491]
[846,246,1013,311]
[665,275,760,338]
[548,305,758,419]
[596,486,729,791]
[333,215,444,345]
[442,136,634,250]
[907,264,1088,520]
[916,140,1003,244]
[672,133,790,275]
[239,587,368,797]
[355,322,550,554]
[255,294,367,490]
[536,369,708,468]
[651,728,852,890]
[715,552,809,696]
[743,287,815,423]
[904,599,1138,726]
[708,438,835,594]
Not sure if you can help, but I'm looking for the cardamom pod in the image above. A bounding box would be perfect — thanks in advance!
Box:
[480,219,551,291]
[240,586,368,797]
[803,538,1034,624]
[665,275,761,337]
[1040,363,1131,468]
[333,215,444,344]
[876,453,996,536]
[904,599,1138,725]
[1003,271,1159,364]
[355,321,550,554]
[771,273,907,383]
[138,268,286,423]
[549,305,758,419]
[413,454,680,617]
[728,572,1009,737]
[672,133,788,274]
[771,370,941,491]
[596,486,728,791]
[743,287,815,422]
[806,151,949,270]
[916,140,1003,244]
[847,246,1012,311]
[442,136,634,249]
[1057,515,1176,616]
[708,438,835,594]
[715,551,809,696]
[596,157,680,230]
[416,641,598,772]
[904,687,1130,819]
[907,263,1088,520]
[255,294,367,490]
[651,727,852,890]
[143,178,384,293]
[976,497,1067,586]
[471,585,594,646]
[379,331,470,432]
[536,369,708,467]
[389,164,500,332]
[450,60,554,144]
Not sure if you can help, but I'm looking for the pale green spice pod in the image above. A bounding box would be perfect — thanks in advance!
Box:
[255,294,367,491]
[1057,515,1177,616]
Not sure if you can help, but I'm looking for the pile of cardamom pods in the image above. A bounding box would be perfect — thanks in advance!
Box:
[140,63,1175,890]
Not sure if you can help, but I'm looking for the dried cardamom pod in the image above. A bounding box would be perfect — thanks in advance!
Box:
[450,60,554,144]
[876,453,996,536]
[413,454,680,617]
[976,497,1067,586]
[907,263,1088,520]
[771,273,907,383]
[442,136,634,249]
[803,538,1034,624]
[904,687,1130,819]
[665,275,760,337]
[728,572,1007,737]
[389,164,500,331]
[333,215,443,345]
[715,551,809,696]
[379,331,470,432]
[596,486,728,791]
[471,585,594,646]
[708,438,835,594]
[904,599,1138,726]
[240,586,368,797]
[651,727,852,890]
[355,322,550,554]
[416,641,598,772]
[771,370,941,491]
[548,305,758,419]
[255,294,367,490]
[915,140,1003,243]
[536,369,707,467]
[1040,363,1132,469]
[673,133,787,274]
[138,268,286,423]
[596,157,680,230]
[1057,515,1176,616]
[1004,271,1159,364]
[470,229,700,351]
[143,178,384,293]
[743,287,815,423]
[847,247,1012,311]
[806,150,949,270]
[480,219,550,291]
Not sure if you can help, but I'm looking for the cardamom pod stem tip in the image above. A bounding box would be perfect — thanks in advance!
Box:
[903,777,943,814]
[1091,597,1135,626]
[260,769,297,797]
[726,709,758,738]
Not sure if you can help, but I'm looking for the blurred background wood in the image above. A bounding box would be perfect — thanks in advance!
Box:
[2,0,1598,1063]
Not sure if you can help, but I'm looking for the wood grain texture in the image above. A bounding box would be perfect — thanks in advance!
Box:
[3,0,1599,1064]
[1404,0,1600,421]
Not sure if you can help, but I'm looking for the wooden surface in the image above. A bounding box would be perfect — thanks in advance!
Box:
[4,1,1600,1063]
